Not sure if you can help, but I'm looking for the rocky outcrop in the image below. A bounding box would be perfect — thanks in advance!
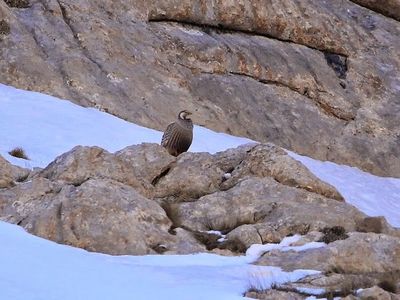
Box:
[1,143,399,296]
[0,142,364,253]
[1,143,399,256]
[247,231,400,298]
[0,0,399,177]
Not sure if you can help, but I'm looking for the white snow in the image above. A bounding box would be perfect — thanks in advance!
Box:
[288,151,400,228]
[205,230,227,242]
[0,221,319,300]
[296,287,326,296]
[246,235,326,260]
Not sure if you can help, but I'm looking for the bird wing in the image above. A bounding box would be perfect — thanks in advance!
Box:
[161,122,175,147]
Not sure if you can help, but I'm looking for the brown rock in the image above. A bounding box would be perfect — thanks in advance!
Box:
[221,143,343,201]
[0,154,30,188]
[40,143,175,197]
[0,177,62,223]
[23,178,174,255]
[356,216,400,238]
[245,289,306,300]
[226,224,262,249]
[175,177,365,242]
[350,0,400,21]
[256,232,400,274]
[357,286,396,300]
[153,151,224,201]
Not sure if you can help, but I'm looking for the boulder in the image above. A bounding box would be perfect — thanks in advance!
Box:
[175,177,365,242]
[0,154,30,188]
[21,178,174,255]
[356,286,397,300]
[256,232,400,274]
[40,143,175,198]
[220,143,343,201]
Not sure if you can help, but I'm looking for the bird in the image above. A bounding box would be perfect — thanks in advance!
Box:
[161,110,193,156]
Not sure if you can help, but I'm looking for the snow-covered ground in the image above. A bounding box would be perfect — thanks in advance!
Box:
[1,83,400,299]
[0,221,319,300]
[289,152,400,228]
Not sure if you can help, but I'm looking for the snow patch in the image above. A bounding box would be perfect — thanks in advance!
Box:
[288,151,400,228]
[0,221,318,300]
[246,235,326,260]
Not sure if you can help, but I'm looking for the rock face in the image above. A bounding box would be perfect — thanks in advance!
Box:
[1,0,400,177]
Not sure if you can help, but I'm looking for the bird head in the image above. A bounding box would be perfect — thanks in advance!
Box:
[178,110,192,120]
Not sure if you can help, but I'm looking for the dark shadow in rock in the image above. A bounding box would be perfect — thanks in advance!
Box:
[0,20,11,35]
[324,53,347,79]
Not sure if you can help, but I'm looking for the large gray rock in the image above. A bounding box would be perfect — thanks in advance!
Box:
[175,177,365,243]
[0,0,399,177]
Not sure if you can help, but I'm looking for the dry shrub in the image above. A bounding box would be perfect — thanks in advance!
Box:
[319,226,348,244]
[8,147,29,160]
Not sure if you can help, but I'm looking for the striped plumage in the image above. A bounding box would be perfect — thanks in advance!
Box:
[161,110,193,156]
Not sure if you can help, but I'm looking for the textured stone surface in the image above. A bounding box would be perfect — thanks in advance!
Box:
[350,0,400,21]
[39,143,175,198]
[256,232,400,274]
[220,144,343,201]
[175,177,364,241]
[0,0,399,177]
[0,154,30,188]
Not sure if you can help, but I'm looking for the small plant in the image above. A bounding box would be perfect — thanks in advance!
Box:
[319,226,348,244]
[8,147,29,160]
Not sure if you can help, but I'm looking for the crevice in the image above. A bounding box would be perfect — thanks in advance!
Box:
[151,166,172,186]
[200,69,354,122]
[57,0,103,71]
[324,53,348,79]
[148,18,349,57]
[255,227,264,243]
[69,222,80,241]
[228,70,305,98]
[56,201,64,242]
[348,1,400,22]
